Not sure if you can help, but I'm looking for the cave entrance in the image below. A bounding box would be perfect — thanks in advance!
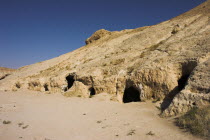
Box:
[178,74,190,91]
[44,84,49,91]
[123,86,140,103]
[66,75,75,89]
[89,87,96,95]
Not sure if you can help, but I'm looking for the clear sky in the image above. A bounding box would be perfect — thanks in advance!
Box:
[0,0,206,69]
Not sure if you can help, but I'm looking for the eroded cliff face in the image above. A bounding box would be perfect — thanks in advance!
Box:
[0,1,209,116]
[163,58,210,116]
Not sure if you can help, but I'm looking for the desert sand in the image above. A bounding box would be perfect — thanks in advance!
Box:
[0,91,201,140]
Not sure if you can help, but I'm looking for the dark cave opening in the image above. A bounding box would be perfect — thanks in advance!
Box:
[44,84,49,91]
[89,87,96,95]
[161,74,190,111]
[123,86,140,103]
[66,75,75,89]
[178,74,190,91]
[161,61,197,111]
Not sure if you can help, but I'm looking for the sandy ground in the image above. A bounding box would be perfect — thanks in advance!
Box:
[0,91,201,140]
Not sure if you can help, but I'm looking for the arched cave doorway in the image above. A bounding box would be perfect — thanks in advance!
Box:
[89,87,96,95]
[178,74,190,91]
[123,86,140,103]
[66,75,75,89]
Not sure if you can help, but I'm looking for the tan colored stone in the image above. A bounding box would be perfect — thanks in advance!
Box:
[0,1,209,116]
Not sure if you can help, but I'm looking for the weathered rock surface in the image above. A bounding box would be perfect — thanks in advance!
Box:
[163,58,210,116]
[85,29,111,45]
[0,1,209,116]
[0,67,15,80]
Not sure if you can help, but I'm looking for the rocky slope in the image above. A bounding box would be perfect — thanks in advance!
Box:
[0,67,15,80]
[0,1,209,116]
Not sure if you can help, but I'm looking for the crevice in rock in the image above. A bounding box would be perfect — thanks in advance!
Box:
[178,74,190,91]
[66,75,75,90]
[161,61,197,111]
[181,61,197,76]
[123,86,141,103]
[15,82,21,89]
[0,74,10,80]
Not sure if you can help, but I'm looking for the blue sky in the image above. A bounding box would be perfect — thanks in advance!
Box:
[0,0,206,68]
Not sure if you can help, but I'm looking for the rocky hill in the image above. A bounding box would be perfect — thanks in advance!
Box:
[0,67,15,80]
[0,1,209,116]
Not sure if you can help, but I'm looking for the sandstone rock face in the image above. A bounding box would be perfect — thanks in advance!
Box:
[0,67,15,80]
[163,58,210,116]
[0,1,209,116]
[85,29,111,45]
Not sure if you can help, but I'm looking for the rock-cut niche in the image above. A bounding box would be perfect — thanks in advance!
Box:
[123,86,140,103]
[66,75,75,89]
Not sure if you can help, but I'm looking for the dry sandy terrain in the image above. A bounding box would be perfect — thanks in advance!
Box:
[0,91,201,140]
